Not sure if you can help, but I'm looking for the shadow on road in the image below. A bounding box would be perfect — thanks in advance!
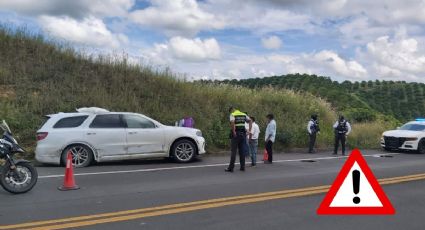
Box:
[36,157,204,168]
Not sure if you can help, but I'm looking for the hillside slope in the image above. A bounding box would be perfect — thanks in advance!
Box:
[0,28,350,153]
[216,74,425,123]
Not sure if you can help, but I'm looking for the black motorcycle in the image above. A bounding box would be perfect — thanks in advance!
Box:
[0,120,37,194]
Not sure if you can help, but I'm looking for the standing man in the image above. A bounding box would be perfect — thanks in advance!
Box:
[307,114,320,153]
[225,107,252,172]
[247,117,260,166]
[264,114,276,164]
[333,115,351,155]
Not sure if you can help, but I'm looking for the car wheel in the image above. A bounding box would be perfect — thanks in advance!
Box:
[418,139,425,154]
[62,144,94,167]
[383,147,391,152]
[171,139,196,163]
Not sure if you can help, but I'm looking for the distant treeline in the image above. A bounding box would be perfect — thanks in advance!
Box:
[203,74,425,123]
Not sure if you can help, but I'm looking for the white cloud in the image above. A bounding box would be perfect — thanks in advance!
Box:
[358,34,425,81]
[0,0,135,18]
[247,0,425,26]
[201,1,314,34]
[261,36,283,50]
[367,36,425,73]
[129,0,224,37]
[312,50,367,79]
[338,16,390,46]
[231,9,313,34]
[341,0,425,26]
[147,37,221,63]
[39,16,128,48]
[218,0,347,16]
[87,0,134,17]
[154,49,368,81]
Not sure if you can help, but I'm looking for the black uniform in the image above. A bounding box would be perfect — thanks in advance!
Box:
[227,110,250,171]
[334,120,348,155]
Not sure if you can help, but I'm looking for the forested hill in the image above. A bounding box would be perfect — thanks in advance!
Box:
[209,74,425,123]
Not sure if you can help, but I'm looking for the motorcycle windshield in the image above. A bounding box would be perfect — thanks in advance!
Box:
[1,120,11,134]
[1,120,19,146]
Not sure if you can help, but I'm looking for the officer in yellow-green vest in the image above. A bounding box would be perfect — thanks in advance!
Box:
[225,107,252,172]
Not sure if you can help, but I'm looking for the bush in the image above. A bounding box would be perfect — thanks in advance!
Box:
[347,122,392,149]
[344,108,377,122]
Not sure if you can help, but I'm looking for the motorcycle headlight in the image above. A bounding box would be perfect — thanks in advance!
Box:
[196,130,203,137]
[0,145,7,157]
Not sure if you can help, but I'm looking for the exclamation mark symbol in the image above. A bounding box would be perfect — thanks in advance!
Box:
[352,170,361,204]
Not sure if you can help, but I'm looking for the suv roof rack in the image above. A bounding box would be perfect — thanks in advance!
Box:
[76,107,110,114]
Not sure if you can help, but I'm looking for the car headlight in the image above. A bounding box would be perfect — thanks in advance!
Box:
[405,137,418,141]
[196,130,203,137]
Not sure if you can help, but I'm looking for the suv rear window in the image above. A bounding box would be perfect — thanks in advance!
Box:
[89,114,124,128]
[53,116,88,128]
[39,116,51,129]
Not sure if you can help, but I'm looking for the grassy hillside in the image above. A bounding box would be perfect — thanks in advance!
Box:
[213,74,423,124]
[0,27,356,155]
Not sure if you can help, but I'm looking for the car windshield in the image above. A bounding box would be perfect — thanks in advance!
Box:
[399,123,425,131]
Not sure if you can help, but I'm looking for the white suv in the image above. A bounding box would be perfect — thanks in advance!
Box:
[381,119,425,154]
[35,108,206,167]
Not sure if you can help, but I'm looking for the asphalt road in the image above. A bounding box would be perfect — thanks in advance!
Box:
[1,149,425,230]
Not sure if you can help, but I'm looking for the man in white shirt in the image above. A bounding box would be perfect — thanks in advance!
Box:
[264,114,276,164]
[333,115,352,156]
[246,117,260,166]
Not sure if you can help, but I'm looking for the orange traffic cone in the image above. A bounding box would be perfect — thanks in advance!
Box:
[58,151,80,191]
[263,149,268,161]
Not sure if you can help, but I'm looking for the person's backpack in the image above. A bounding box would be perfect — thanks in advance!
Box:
[182,117,195,128]
[310,119,320,133]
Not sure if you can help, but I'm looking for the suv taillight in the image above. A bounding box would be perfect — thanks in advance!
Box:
[36,132,48,141]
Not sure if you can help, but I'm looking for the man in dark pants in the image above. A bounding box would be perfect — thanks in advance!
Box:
[264,114,276,164]
[307,114,320,153]
[226,107,252,172]
[333,115,351,155]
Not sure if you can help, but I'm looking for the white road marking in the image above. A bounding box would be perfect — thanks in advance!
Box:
[38,153,399,179]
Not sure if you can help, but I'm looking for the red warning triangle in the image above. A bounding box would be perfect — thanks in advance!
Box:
[317,149,395,215]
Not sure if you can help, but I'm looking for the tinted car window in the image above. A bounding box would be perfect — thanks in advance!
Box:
[124,115,156,129]
[39,116,51,129]
[53,116,88,128]
[89,114,124,128]
[400,124,425,131]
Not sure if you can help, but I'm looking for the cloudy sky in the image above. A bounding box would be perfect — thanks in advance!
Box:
[1,0,425,82]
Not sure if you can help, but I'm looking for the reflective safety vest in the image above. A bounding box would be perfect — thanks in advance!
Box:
[232,110,248,132]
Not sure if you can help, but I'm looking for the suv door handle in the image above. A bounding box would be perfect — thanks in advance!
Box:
[87,132,96,135]
[128,131,137,135]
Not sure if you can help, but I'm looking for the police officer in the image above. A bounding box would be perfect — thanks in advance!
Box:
[225,107,252,172]
[333,115,351,155]
[307,114,320,153]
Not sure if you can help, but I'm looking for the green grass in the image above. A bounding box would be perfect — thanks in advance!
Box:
[0,26,391,156]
